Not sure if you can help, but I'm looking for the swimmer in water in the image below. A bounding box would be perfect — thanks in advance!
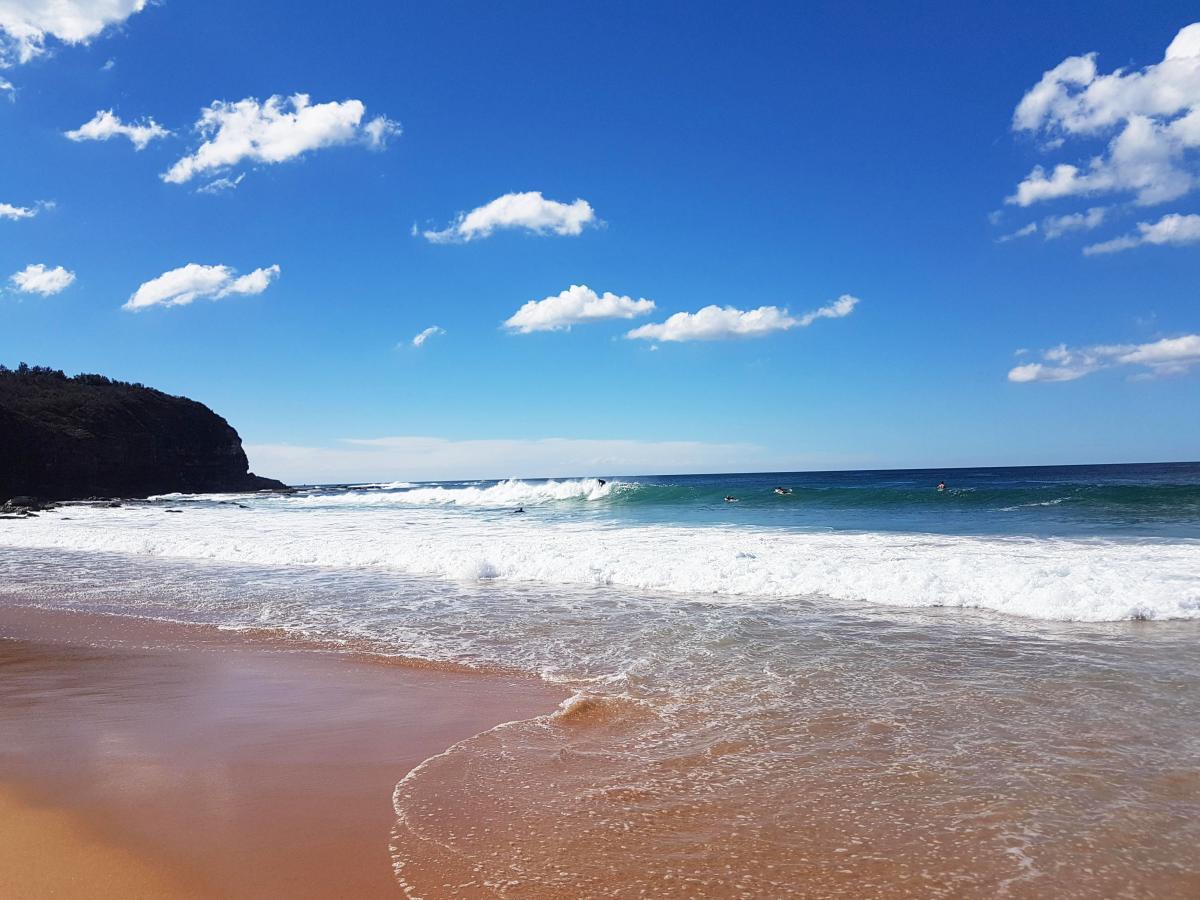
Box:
[513,506,525,513]
[936,481,946,492]
[724,495,738,503]
[774,487,792,495]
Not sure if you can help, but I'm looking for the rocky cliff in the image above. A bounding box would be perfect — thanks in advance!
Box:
[0,365,287,502]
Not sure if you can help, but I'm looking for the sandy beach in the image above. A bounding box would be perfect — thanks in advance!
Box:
[0,605,566,898]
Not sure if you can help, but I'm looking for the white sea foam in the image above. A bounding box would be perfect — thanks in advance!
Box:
[286,477,613,507]
[1,501,1196,621]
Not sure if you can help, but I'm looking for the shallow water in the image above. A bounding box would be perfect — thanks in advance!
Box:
[1,463,1198,896]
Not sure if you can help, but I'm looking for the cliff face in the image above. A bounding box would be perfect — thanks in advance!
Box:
[0,366,287,502]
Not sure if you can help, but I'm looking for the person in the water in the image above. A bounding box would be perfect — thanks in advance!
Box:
[513,506,525,513]
[937,481,946,492]
[598,479,606,486]
[774,487,792,495]
[724,495,738,503]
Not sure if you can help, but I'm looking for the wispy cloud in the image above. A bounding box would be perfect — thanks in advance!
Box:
[505,284,654,333]
[1007,23,1200,210]
[9,264,75,296]
[1009,334,1200,382]
[65,109,169,150]
[0,0,149,66]
[1083,212,1200,254]
[196,174,246,195]
[246,435,783,484]
[410,325,445,348]
[423,191,596,243]
[626,295,858,342]
[124,263,280,311]
[998,208,1108,243]
[162,94,399,185]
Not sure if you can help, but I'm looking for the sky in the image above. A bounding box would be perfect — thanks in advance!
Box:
[1,1,1198,482]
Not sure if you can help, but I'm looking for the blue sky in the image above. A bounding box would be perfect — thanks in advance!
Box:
[1,1,1197,481]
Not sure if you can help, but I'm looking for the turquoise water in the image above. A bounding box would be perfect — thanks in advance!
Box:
[303,461,1200,537]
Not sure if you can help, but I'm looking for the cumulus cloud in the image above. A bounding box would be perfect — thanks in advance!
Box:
[1008,334,1200,382]
[124,263,280,311]
[627,295,858,342]
[1007,23,1200,209]
[423,191,596,243]
[410,325,444,348]
[0,200,35,219]
[1083,212,1200,254]
[504,284,655,333]
[0,0,148,66]
[162,93,399,185]
[9,263,74,295]
[65,109,168,149]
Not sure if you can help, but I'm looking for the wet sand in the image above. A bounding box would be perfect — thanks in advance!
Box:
[0,606,566,898]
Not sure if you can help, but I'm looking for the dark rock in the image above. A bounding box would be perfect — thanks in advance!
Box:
[0,364,288,502]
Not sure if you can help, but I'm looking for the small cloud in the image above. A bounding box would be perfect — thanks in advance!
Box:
[423,191,597,243]
[997,222,1038,242]
[0,77,13,99]
[410,325,445,348]
[162,94,399,185]
[504,284,654,333]
[1083,213,1200,255]
[0,201,36,220]
[196,174,246,195]
[101,58,115,71]
[1008,334,1200,382]
[626,295,858,342]
[124,263,280,311]
[9,264,75,296]
[65,109,169,150]
[1042,206,1106,239]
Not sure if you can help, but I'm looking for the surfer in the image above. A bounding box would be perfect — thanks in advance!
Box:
[774,487,792,495]
[937,481,946,492]
[598,479,606,486]
[724,495,738,503]
[513,506,525,514]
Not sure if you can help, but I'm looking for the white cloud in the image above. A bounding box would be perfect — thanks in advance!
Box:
[196,173,245,195]
[162,93,399,185]
[998,222,1038,242]
[410,325,444,348]
[9,263,74,295]
[1083,212,1200,254]
[1008,334,1200,382]
[124,263,280,311]
[627,295,858,342]
[504,284,655,333]
[423,191,596,243]
[1043,206,1107,238]
[65,109,168,149]
[246,435,781,484]
[0,75,12,96]
[1007,23,1200,208]
[0,0,148,66]
[0,200,34,219]
[1001,208,1110,242]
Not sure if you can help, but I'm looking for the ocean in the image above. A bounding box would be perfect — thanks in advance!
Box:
[1,461,1198,896]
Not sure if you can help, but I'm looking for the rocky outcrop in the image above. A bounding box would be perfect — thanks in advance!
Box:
[0,365,287,502]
